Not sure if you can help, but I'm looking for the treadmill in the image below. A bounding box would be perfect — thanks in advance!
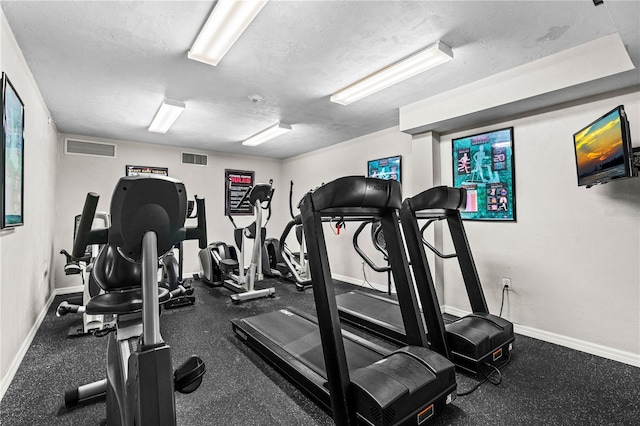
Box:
[232,176,457,426]
[336,186,514,375]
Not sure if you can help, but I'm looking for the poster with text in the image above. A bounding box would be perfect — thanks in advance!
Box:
[125,165,168,177]
[225,169,254,216]
[452,127,515,221]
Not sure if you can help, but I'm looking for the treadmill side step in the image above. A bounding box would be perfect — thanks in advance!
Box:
[336,291,516,375]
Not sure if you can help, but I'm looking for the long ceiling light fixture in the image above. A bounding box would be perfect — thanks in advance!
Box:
[330,41,453,105]
[188,0,268,66]
[242,122,292,146]
[148,99,185,133]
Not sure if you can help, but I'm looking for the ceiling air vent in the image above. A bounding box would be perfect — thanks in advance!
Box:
[65,138,116,158]
[182,152,208,166]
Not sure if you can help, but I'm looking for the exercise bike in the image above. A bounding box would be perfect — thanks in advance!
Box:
[56,212,115,336]
[199,180,275,303]
[63,175,208,425]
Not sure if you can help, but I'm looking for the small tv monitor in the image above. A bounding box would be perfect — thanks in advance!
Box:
[573,105,636,188]
[367,155,401,182]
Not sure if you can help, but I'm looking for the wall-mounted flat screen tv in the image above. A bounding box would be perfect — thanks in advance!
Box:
[367,155,401,182]
[573,105,636,188]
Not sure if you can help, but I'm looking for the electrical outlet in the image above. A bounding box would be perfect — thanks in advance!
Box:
[502,277,512,290]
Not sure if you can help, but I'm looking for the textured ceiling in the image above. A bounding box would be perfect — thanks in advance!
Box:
[2,1,639,159]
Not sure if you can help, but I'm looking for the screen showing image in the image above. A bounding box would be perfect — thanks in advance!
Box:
[573,107,628,187]
[367,155,401,182]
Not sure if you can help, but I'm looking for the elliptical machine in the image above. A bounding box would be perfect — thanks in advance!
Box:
[63,175,208,425]
[263,181,312,290]
[262,181,311,290]
[56,212,115,336]
[199,180,276,303]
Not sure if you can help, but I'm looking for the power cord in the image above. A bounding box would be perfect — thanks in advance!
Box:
[361,262,387,293]
[93,326,116,338]
[499,284,508,317]
[457,351,511,396]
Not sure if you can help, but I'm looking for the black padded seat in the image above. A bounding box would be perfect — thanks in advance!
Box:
[88,242,172,315]
[220,258,238,273]
[86,287,171,315]
[92,245,142,292]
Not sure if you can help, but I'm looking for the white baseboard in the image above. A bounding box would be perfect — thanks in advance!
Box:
[332,273,388,293]
[54,285,84,295]
[442,305,640,367]
[183,271,200,279]
[0,291,57,401]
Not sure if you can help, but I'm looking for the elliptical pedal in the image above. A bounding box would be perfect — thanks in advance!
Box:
[174,356,206,394]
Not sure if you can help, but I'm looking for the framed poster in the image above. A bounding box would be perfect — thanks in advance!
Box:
[452,127,515,221]
[225,169,254,216]
[1,73,25,229]
[125,165,168,177]
[367,155,401,182]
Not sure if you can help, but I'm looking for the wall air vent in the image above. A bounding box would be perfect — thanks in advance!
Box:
[65,138,116,158]
[182,152,208,166]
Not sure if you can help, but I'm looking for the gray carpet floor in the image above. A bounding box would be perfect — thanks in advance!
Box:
[1,278,639,425]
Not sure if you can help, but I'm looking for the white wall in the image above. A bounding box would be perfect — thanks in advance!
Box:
[55,135,283,291]
[0,10,59,396]
[438,90,640,358]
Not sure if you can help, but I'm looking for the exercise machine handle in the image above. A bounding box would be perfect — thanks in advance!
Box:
[420,220,457,259]
[185,196,208,249]
[72,192,102,259]
[289,180,295,219]
[353,220,390,273]
[263,182,274,226]
[59,249,73,264]
[236,185,253,209]
[279,218,312,286]
[227,188,250,229]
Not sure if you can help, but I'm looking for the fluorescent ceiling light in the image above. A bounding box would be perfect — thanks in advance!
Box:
[242,122,292,146]
[330,41,453,106]
[188,0,268,66]
[148,99,185,133]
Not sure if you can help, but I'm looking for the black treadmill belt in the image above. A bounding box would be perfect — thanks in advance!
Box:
[338,291,402,326]
[336,290,455,343]
[242,309,383,378]
[337,291,407,341]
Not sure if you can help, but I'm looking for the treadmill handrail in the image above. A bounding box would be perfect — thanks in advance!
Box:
[352,221,390,273]
[419,219,457,259]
